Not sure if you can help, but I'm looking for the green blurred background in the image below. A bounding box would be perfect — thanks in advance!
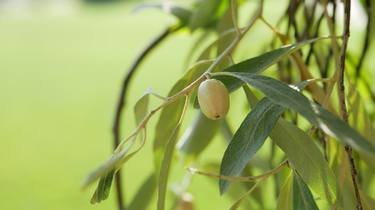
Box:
[0,1,235,209]
[1,1,374,210]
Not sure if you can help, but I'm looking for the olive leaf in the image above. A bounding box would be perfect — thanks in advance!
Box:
[271,119,336,203]
[277,172,293,210]
[216,37,332,91]
[157,124,183,210]
[81,135,137,190]
[217,72,375,154]
[153,61,212,169]
[219,98,285,194]
[293,172,319,210]
[243,85,337,203]
[134,90,150,125]
[90,170,115,204]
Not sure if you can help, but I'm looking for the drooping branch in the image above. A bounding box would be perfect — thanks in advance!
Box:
[337,1,363,209]
[112,25,177,210]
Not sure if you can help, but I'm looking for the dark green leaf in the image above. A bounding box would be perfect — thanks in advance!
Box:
[243,85,337,202]
[220,72,375,154]
[293,172,319,210]
[177,111,220,162]
[128,173,157,210]
[217,37,331,91]
[220,98,284,194]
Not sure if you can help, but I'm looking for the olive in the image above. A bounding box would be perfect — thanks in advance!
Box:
[197,79,230,120]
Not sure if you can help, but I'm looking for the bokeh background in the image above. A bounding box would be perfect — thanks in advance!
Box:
[1,0,374,210]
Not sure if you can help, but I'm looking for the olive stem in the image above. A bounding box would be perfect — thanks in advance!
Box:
[109,0,264,185]
[167,6,262,102]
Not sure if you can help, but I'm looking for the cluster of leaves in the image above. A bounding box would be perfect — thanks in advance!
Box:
[83,0,375,209]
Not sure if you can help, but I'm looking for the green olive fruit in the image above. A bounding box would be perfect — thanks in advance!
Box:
[197,79,230,120]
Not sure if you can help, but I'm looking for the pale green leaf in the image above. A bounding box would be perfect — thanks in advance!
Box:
[277,172,293,210]
[271,119,337,203]
[153,61,211,167]
[134,91,150,125]
[82,136,136,189]
[157,124,182,210]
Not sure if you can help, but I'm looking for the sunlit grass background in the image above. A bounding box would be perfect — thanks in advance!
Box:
[1,1,374,210]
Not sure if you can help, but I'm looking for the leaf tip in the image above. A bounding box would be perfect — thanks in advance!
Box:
[219,179,229,195]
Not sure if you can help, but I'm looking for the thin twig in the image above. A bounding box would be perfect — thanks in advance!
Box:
[112,26,176,210]
[167,8,262,102]
[187,160,288,182]
[338,1,363,209]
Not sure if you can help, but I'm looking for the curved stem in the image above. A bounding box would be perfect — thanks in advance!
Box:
[337,1,363,209]
[112,25,177,210]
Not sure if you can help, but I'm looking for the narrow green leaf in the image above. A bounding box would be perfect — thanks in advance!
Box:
[153,61,211,168]
[220,98,284,194]
[83,132,146,201]
[271,119,336,203]
[90,170,114,204]
[82,136,135,189]
[128,173,157,210]
[277,172,293,210]
[293,172,319,210]
[217,37,330,91]
[220,72,375,154]
[177,111,220,162]
[157,124,182,210]
[134,91,150,125]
